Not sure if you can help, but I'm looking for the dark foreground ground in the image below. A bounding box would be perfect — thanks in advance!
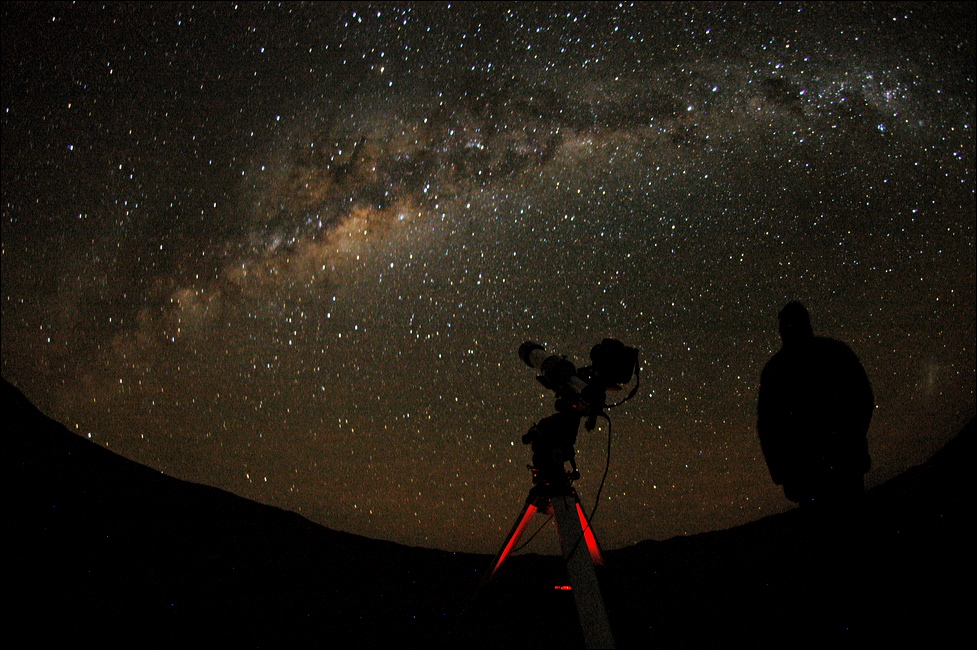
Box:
[6,376,972,648]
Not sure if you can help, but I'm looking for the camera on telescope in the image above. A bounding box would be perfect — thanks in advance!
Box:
[519,338,639,420]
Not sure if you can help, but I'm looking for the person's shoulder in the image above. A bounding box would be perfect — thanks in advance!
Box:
[813,336,861,361]
[761,348,788,376]
[813,335,852,350]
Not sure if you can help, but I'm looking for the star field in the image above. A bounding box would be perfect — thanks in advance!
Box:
[3,2,974,553]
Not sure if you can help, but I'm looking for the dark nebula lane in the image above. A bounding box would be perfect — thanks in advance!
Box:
[3,3,974,552]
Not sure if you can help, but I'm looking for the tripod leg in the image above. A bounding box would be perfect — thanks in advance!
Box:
[552,493,615,649]
[487,500,539,580]
[575,501,605,566]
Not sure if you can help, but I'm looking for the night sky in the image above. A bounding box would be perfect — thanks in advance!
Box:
[3,2,974,553]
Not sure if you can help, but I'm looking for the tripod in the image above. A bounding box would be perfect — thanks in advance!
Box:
[488,475,615,649]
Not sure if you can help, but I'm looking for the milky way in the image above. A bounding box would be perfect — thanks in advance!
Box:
[3,3,974,552]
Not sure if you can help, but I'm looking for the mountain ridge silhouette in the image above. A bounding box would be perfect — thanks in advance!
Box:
[6,376,971,647]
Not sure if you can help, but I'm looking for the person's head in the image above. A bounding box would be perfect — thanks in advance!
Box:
[778,301,813,345]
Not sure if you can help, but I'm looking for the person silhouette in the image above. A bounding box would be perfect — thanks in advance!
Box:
[757,302,874,506]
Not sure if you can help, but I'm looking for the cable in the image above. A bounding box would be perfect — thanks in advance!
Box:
[588,412,612,524]
[570,355,633,549]
[510,514,554,554]
[563,411,612,564]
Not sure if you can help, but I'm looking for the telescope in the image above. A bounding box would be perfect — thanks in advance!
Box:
[490,339,641,648]
[519,338,639,426]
